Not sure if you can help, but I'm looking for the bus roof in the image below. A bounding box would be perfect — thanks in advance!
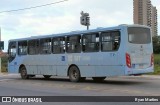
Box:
[8,24,150,42]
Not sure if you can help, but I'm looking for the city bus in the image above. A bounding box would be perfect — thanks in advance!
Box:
[8,24,154,82]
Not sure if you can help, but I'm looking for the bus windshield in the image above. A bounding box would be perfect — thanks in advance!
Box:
[128,27,151,44]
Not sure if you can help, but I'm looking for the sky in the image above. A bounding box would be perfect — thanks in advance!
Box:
[0,0,159,51]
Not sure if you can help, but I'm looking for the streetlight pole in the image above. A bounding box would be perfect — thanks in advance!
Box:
[87,25,89,30]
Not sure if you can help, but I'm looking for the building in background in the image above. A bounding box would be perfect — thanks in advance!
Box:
[151,6,158,37]
[133,0,158,36]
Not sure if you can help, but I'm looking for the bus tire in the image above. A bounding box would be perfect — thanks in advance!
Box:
[69,66,81,82]
[20,66,29,79]
[92,77,106,82]
[43,75,51,79]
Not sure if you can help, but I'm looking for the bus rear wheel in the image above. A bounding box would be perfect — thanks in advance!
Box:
[92,77,106,82]
[20,66,29,79]
[69,66,81,82]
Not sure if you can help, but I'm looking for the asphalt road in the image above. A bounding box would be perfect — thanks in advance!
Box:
[0,73,160,105]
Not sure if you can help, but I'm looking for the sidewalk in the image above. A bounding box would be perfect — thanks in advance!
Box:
[0,72,8,75]
[0,73,19,76]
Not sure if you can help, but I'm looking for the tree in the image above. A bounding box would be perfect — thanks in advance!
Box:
[152,36,160,54]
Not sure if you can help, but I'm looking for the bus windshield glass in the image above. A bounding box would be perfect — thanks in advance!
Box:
[128,27,151,44]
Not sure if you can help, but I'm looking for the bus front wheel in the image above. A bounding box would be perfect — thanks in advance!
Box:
[20,66,29,79]
[69,66,81,82]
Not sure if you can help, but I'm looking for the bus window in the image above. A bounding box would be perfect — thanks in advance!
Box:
[128,27,151,44]
[8,41,16,62]
[52,37,65,54]
[28,40,39,55]
[101,31,120,51]
[18,41,27,55]
[67,35,81,53]
[40,38,51,54]
[82,33,99,52]
[112,31,120,50]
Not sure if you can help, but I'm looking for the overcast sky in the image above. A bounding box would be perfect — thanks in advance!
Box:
[0,0,159,51]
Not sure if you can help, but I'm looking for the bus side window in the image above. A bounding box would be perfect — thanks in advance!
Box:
[67,35,81,53]
[40,38,51,54]
[82,33,99,52]
[28,40,39,55]
[52,37,65,54]
[112,31,120,51]
[101,31,120,51]
[18,41,27,55]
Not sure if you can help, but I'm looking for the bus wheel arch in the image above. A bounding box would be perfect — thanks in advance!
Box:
[68,64,81,82]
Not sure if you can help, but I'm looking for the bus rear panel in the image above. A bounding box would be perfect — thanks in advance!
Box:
[125,26,154,75]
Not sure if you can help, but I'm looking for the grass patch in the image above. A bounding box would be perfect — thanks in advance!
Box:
[152,54,160,75]
[154,54,160,64]
[153,64,160,75]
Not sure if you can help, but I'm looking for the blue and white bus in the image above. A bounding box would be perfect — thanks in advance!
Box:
[8,24,154,82]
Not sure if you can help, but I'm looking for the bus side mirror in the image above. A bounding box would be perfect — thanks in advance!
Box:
[0,41,4,50]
